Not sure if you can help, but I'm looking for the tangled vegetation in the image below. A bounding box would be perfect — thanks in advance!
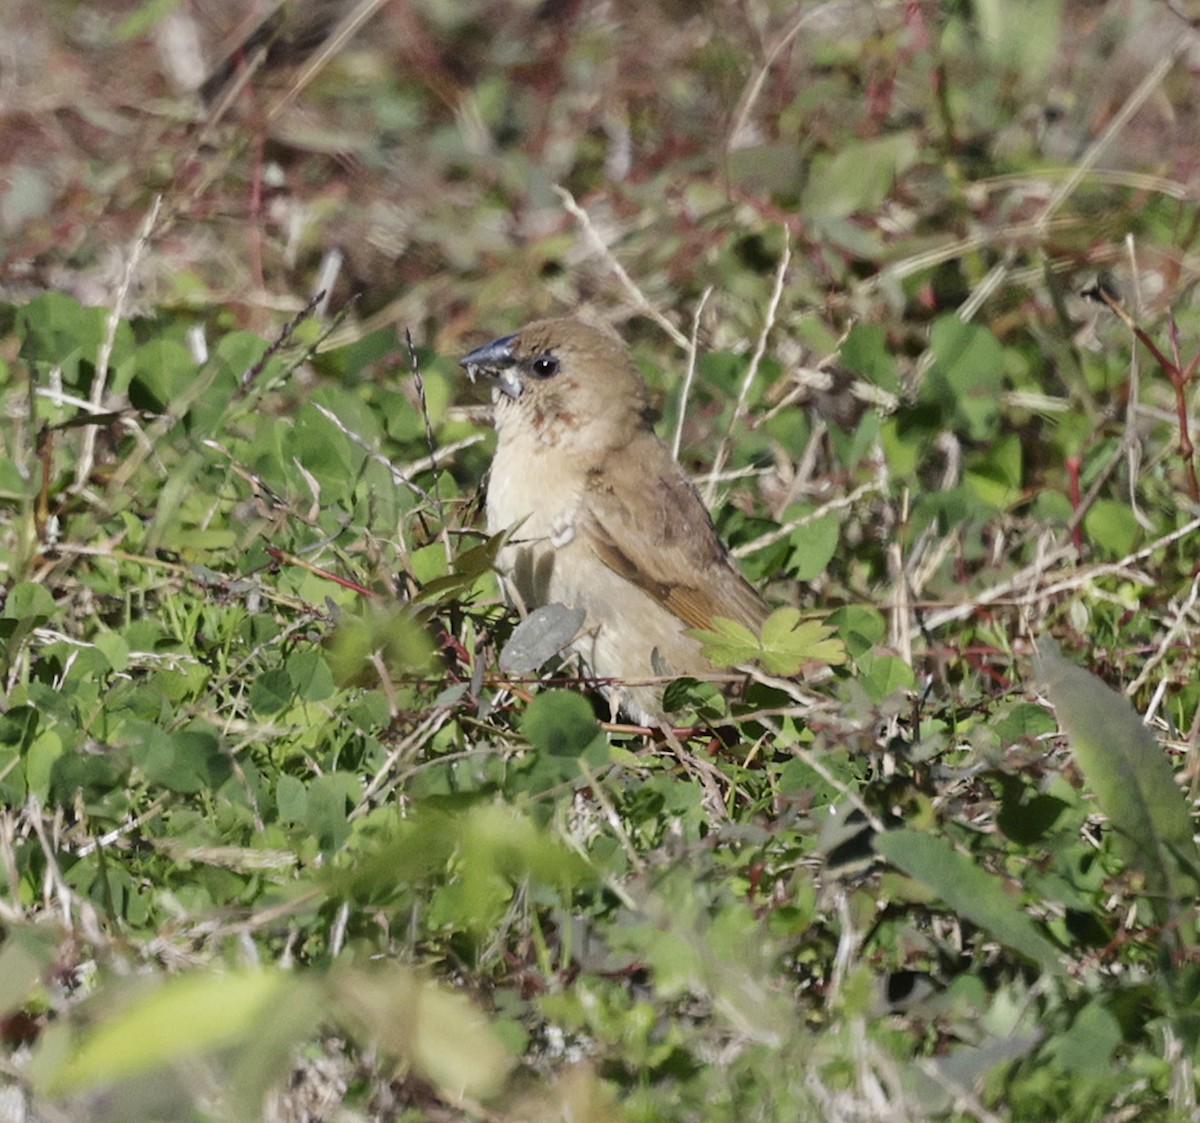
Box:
[1,1,1199,1119]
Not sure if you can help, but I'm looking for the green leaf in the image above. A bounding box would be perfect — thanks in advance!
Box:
[690,610,845,674]
[924,318,1005,440]
[1033,637,1200,908]
[129,338,197,413]
[41,969,287,1093]
[1083,499,1139,557]
[801,133,919,220]
[840,323,900,393]
[994,775,1068,845]
[25,729,63,802]
[16,292,116,389]
[275,774,307,824]
[686,616,760,668]
[828,604,885,659]
[758,608,847,674]
[787,514,840,581]
[3,581,55,620]
[0,925,60,1016]
[965,434,1022,510]
[856,651,916,702]
[521,690,604,761]
[248,668,294,716]
[874,828,1064,972]
[306,772,360,850]
[1047,1000,1122,1075]
[994,702,1058,743]
[287,650,335,701]
[92,630,129,672]
[127,722,230,794]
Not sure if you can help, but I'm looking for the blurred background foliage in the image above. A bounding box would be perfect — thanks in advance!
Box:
[1,0,1199,1120]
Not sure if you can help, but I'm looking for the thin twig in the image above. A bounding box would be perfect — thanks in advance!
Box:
[405,327,445,521]
[74,195,162,491]
[705,231,790,505]
[555,185,690,350]
[731,476,885,557]
[1126,573,1200,698]
[312,402,436,505]
[901,43,1184,395]
[672,287,713,460]
[726,3,833,152]
[924,514,1200,630]
[264,0,392,123]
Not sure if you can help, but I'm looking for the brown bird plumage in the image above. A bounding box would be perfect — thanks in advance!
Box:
[460,318,769,725]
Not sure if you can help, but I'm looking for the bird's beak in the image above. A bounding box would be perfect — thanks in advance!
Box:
[459,334,523,399]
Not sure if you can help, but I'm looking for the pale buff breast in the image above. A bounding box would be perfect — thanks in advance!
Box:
[486,419,708,723]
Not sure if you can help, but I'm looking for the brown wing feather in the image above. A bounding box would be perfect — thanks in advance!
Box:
[580,434,769,633]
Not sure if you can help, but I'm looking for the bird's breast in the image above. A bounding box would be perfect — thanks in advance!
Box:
[487,435,585,539]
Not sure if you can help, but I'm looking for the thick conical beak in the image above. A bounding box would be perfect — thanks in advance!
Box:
[459,334,522,399]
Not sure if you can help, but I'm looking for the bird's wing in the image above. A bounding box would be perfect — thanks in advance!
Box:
[579,435,769,634]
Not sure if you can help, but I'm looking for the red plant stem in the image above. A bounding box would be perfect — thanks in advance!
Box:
[1093,289,1200,502]
[1066,455,1082,551]
[264,546,374,597]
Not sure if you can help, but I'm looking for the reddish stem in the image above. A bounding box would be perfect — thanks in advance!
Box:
[1065,455,1082,552]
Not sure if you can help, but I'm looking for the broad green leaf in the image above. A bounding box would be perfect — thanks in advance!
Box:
[92,630,129,672]
[857,652,916,701]
[306,772,360,850]
[127,721,231,794]
[994,774,1068,845]
[993,702,1058,743]
[16,292,125,390]
[840,323,900,393]
[1047,999,1122,1075]
[287,649,335,701]
[965,434,1022,510]
[24,729,62,802]
[1034,638,1200,907]
[275,774,307,824]
[801,133,919,220]
[1083,499,1140,558]
[3,582,55,620]
[518,690,609,792]
[758,608,846,674]
[690,610,845,674]
[874,828,1064,972]
[42,969,287,1093]
[248,667,293,715]
[686,616,759,668]
[924,318,1004,440]
[828,604,886,658]
[129,338,197,412]
[787,514,840,581]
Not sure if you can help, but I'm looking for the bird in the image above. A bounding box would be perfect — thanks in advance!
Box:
[459,317,770,726]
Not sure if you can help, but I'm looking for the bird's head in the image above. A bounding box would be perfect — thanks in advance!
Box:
[459,318,654,451]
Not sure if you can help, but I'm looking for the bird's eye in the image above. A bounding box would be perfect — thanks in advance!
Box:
[530,354,560,379]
